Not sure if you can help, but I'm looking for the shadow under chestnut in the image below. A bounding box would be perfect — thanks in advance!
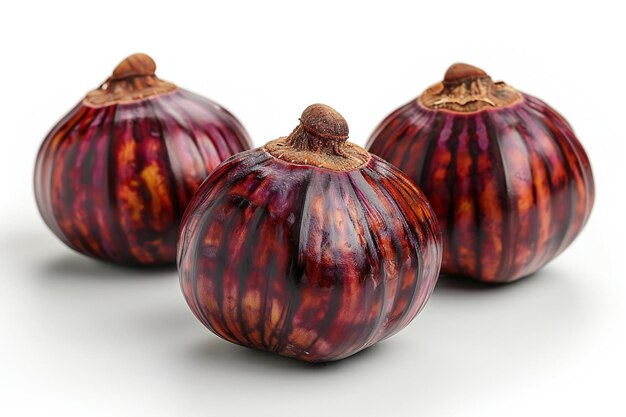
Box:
[2,227,597,416]
[41,254,177,281]
[183,334,389,372]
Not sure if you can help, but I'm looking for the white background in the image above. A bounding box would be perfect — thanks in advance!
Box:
[1,1,624,416]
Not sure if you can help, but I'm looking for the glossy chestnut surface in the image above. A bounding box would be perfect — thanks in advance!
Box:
[178,104,442,362]
[367,64,594,282]
[34,54,252,265]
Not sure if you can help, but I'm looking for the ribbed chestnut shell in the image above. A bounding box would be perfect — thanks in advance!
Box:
[177,150,442,362]
[367,90,594,282]
[35,88,252,265]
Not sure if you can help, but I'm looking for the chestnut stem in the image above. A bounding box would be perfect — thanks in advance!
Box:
[286,104,350,158]
[84,53,176,107]
[419,63,522,112]
[265,104,370,171]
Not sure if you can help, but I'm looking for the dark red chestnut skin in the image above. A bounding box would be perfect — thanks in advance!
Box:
[34,53,252,265]
[178,104,442,362]
[367,63,594,283]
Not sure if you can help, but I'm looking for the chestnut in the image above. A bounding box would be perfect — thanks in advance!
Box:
[34,53,252,265]
[178,104,442,362]
[367,63,594,282]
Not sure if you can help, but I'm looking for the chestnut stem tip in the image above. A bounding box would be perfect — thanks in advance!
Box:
[112,53,157,80]
[300,104,349,141]
[444,63,488,83]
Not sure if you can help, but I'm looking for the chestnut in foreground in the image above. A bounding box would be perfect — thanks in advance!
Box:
[34,53,252,265]
[367,63,594,283]
[178,104,442,362]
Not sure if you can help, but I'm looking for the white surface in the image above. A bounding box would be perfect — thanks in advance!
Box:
[1,1,624,416]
